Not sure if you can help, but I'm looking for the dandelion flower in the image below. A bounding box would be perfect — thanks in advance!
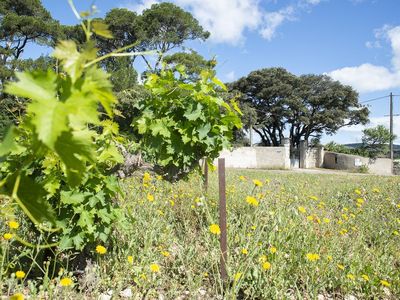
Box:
[307,215,314,221]
[3,233,13,240]
[356,198,364,205]
[372,188,380,193]
[246,196,259,207]
[127,256,134,264]
[161,251,170,257]
[306,253,320,261]
[10,293,24,300]
[298,206,306,214]
[96,245,107,255]
[8,221,19,229]
[60,277,73,287]
[15,271,25,279]
[147,193,154,202]
[380,280,390,287]
[252,179,263,187]
[150,263,160,273]
[361,274,370,281]
[270,246,277,254]
[309,196,318,201]
[347,273,355,280]
[239,175,246,181]
[323,218,330,223]
[241,248,248,255]
[337,264,345,270]
[209,224,221,235]
[262,261,271,270]
[354,189,362,195]
[234,272,242,281]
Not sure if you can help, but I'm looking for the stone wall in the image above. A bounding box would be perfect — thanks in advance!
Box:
[217,145,290,169]
[299,141,324,169]
[323,152,393,175]
[394,160,400,175]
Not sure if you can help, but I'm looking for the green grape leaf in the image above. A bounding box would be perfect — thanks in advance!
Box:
[149,120,171,138]
[0,126,21,157]
[28,96,69,149]
[92,21,113,39]
[81,66,116,116]
[60,190,86,205]
[197,123,211,140]
[53,41,97,82]
[184,102,203,121]
[55,131,95,187]
[211,77,227,91]
[4,173,57,226]
[4,70,57,103]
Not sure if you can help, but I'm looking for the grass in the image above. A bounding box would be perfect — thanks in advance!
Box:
[1,169,400,299]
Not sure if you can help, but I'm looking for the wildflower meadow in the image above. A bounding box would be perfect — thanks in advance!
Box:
[1,169,399,299]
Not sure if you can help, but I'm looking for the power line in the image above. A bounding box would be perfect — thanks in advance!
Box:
[359,95,389,104]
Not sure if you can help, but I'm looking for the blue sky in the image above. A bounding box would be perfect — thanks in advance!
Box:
[28,0,400,144]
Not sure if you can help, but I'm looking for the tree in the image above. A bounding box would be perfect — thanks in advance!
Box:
[0,0,61,89]
[230,68,369,148]
[361,125,396,158]
[140,3,210,70]
[163,50,216,80]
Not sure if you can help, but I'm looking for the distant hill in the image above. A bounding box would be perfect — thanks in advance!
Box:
[344,143,400,150]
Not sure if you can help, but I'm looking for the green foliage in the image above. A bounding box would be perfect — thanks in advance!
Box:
[361,125,395,158]
[163,50,216,80]
[0,15,126,250]
[230,68,370,147]
[133,67,242,180]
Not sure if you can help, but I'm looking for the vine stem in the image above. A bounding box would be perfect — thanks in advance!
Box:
[11,174,61,233]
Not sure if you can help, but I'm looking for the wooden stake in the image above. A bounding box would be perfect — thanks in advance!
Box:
[218,158,227,281]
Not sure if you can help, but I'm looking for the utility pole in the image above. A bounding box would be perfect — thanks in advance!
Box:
[390,92,394,160]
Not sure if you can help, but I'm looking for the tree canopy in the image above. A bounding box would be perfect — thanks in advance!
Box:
[361,125,396,158]
[230,68,369,147]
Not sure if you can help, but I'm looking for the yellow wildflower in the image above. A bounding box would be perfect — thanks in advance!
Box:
[298,206,306,214]
[127,256,134,264]
[169,200,175,207]
[161,251,170,257]
[10,293,24,300]
[323,218,330,223]
[234,272,242,281]
[246,196,259,207]
[95,245,107,255]
[143,172,151,182]
[252,179,263,187]
[15,271,25,279]
[361,274,370,281]
[340,229,348,235]
[347,273,355,280]
[3,233,13,240]
[380,280,390,287]
[8,221,19,229]
[356,198,364,205]
[354,189,362,195]
[326,255,333,261]
[306,253,320,261]
[239,175,246,181]
[241,248,248,255]
[337,264,345,270]
[209,224,221,235]
[60,277,73,287]
[147,193,154,202]
[150,263,160,273]
[372,188,380,193]
[393,230,399,236]
[262,261,271,270]
[270,246,277,254]
[307,215,314,221]
[309,196,318,201]
[259,255,267,263]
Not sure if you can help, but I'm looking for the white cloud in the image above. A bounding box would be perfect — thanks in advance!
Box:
[328,25,400,93]
[339,116,400,143]
[124,0,160,13]
[123,0,324,44]
[175,0,262,44]
[260,6,295,41]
